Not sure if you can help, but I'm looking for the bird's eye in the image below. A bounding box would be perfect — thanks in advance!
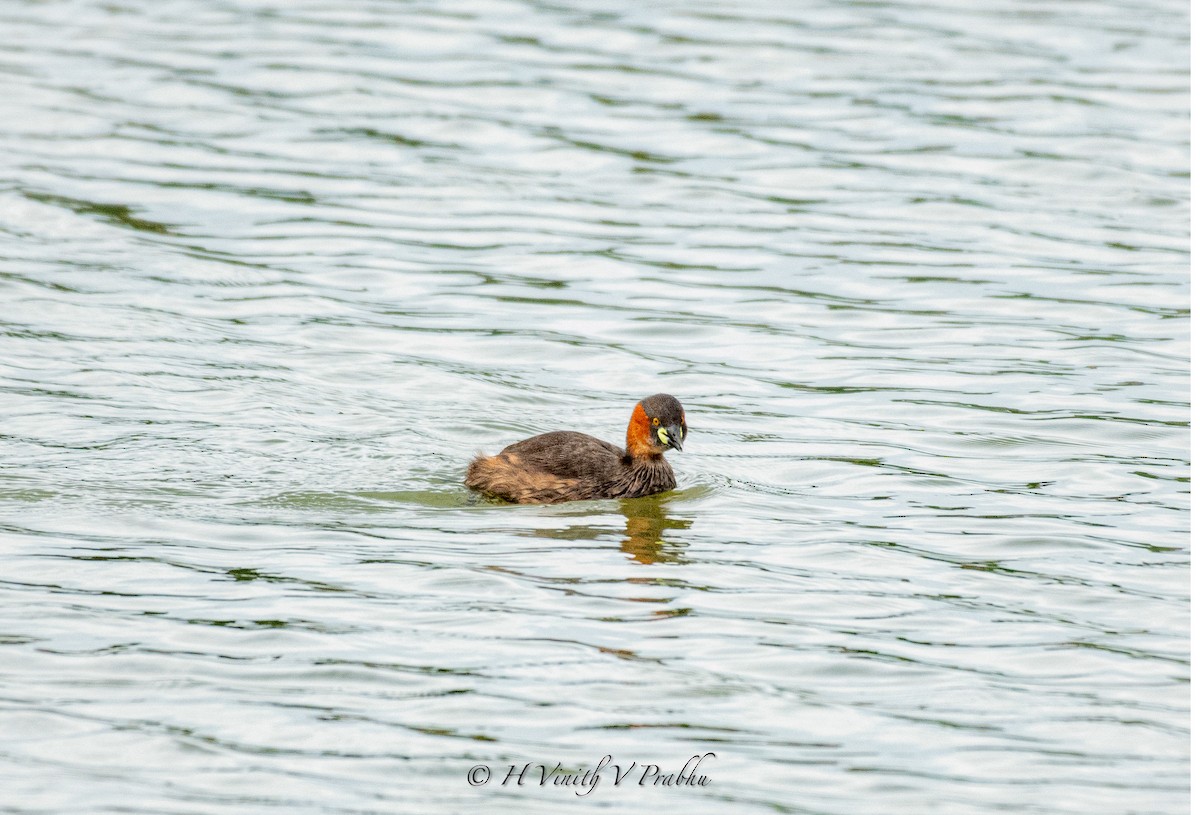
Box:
[652,417,660,426]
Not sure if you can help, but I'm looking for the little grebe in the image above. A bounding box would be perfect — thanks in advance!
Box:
[466,393,688,504]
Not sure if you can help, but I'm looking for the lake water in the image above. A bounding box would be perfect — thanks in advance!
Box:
[0,0,1189,813]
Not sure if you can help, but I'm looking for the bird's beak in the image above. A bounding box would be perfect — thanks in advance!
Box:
[665,424,684,452]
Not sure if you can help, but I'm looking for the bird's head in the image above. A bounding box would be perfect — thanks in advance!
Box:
[626,393,687,458]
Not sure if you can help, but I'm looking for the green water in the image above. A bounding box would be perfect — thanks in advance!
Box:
[0,0,1188,813]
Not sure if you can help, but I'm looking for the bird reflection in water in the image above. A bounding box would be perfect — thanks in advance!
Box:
[618,497,691,564]
[522,496,691,565]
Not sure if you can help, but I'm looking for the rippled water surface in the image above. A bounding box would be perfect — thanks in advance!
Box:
[0,0,1189,812]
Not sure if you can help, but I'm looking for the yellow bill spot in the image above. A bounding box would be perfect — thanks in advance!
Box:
[657,427,670,444]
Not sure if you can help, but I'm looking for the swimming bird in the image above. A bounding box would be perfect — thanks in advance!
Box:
[465,393,687,504]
